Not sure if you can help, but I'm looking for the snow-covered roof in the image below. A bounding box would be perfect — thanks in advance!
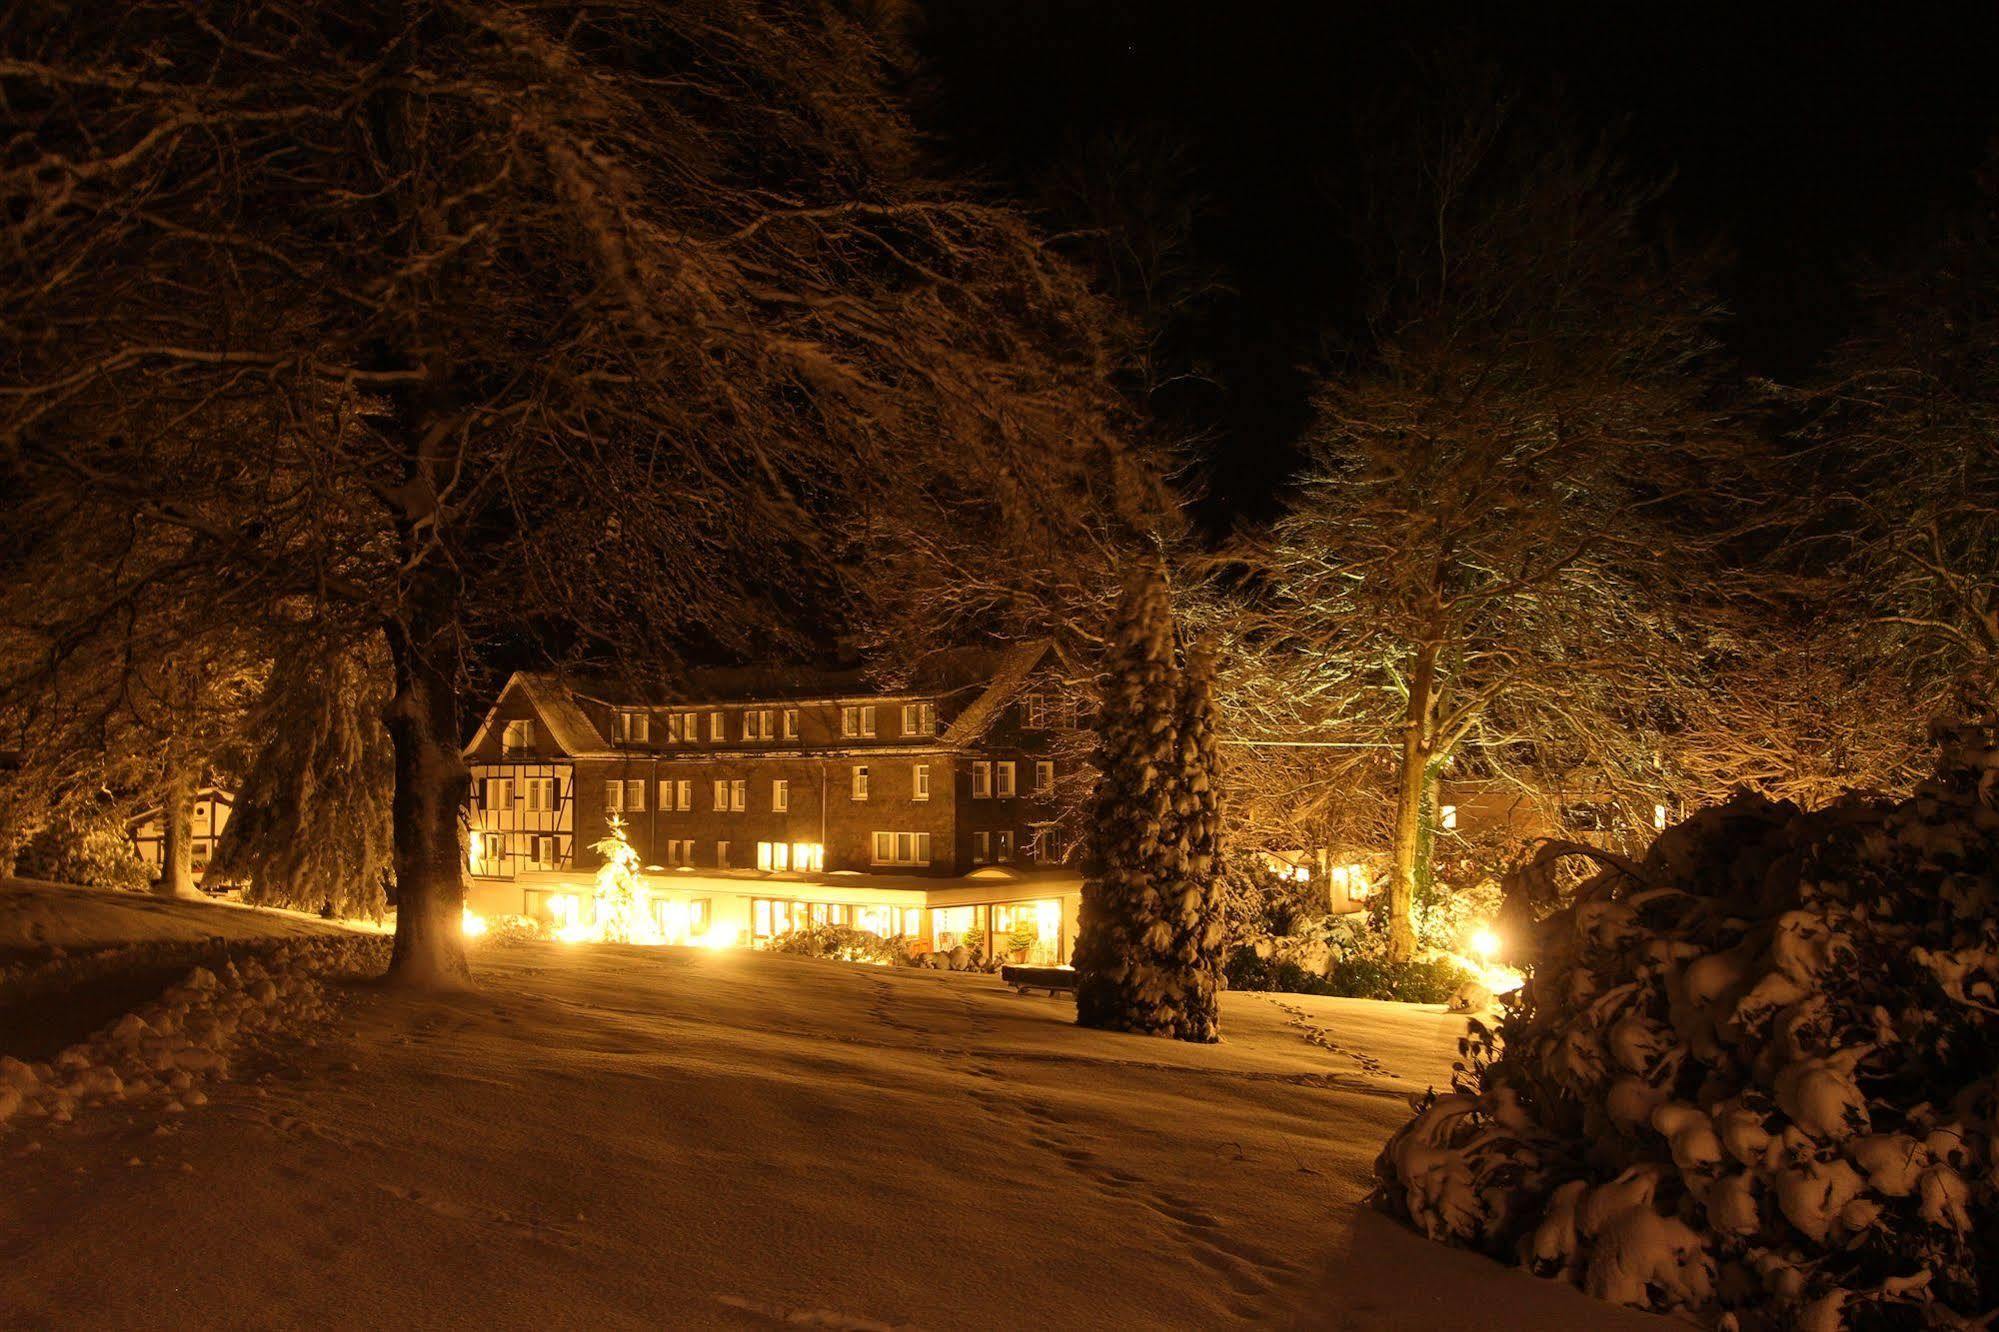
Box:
[465,642,1052,758]
[125,786,234,828]
[461,671,606,757]
[940,640,1050,745]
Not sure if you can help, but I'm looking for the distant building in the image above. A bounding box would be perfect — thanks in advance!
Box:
[128,787,234,879]
[460,643,1086,963]
[1260,776,1668,917]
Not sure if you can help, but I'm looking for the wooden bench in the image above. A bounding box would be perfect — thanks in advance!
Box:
[1001,964,1078,997]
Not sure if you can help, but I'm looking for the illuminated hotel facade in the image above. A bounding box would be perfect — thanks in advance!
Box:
[460,643,1083,963]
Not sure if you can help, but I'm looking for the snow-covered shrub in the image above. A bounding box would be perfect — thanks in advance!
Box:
[16,805,149,891]
[769,925,910,966]
[477,914,541,946]
[1225,945,1469,1003]
[1,936,388,1135]
[1372,727,1999,1326]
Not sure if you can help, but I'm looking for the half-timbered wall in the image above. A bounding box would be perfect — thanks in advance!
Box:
[467,761,576,879]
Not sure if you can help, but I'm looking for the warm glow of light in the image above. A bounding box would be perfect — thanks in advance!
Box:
[1327,862,1373,898]
[1654,803,1669,830]
[1034,900,1061,942]
[1291,865,1311,883]
[467,829,485,872]
[462,906,488,938]
[701,922,741,950]
[1469,926,1501,960]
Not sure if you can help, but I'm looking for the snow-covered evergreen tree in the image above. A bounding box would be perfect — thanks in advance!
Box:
[1159,633,1226,1040]
[1075,557,1225,1042]
[590,816,647,944]
[208,649,392,920]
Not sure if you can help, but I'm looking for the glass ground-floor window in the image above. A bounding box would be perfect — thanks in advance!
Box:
[992,900,1063,966]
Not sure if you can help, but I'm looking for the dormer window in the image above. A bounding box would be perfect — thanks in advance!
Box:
[502,718,536,754]
[900,701,936,736]
[841,705,877,739]
[1021,694,1047,729]
[615,710,649,744]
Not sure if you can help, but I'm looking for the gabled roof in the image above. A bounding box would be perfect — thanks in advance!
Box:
[462,671,606,758]
[463,641,1054,758]
[941,641,1051,745]
[127,786,234,828]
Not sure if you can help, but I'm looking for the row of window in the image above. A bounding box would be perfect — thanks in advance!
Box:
[579,761,1054,814]
[606,701,946,747]
[495,691,1075,760]
[478,777,559,812]
[751,899,924,941]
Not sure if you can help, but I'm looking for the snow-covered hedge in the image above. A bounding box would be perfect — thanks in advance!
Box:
[1373,728,1999,1328]
[0,936,388,1132]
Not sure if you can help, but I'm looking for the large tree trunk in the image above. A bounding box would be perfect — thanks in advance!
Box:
[382,568,473,990]
[1386,642,1441,963]
[157,767,200,899]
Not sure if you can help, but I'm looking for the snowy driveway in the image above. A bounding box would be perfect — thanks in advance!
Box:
[3,942,1654,1330]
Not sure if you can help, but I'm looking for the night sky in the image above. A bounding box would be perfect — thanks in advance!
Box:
[918,2,1999,530]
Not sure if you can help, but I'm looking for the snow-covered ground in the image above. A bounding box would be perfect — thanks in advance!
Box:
[1,883,1651,1330]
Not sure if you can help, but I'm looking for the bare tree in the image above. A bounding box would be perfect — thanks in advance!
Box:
[1244,95,1739,960]
[1797,154,1999,724]
[2,1,1142,986]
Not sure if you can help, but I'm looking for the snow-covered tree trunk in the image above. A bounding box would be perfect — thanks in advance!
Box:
[1385,641,1440,962]
[1076,557,1220,1041]
[156,767,199,899]
[382,569,472,991]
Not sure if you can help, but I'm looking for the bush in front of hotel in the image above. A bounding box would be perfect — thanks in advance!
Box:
[768,924,912,966]
[1224,948,1468,1004]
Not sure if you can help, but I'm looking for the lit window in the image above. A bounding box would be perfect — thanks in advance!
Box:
[913,764,930,801]
[1439,804,1458,831]
[533,835,556,869]
[525,778,555,812]
[791,842,824,872]
[995,761,1016,798]
[616,710,649,744]
[1654,803,1669,830]
[753,899,773,937]
[757,841,792,872]
[972,762,992,799]
[485,778,513,809]
[1034,760,1054,794]
[852,765,869,801]
[502,719,535,753]
[773,779,789,812]
[872,832,932,866]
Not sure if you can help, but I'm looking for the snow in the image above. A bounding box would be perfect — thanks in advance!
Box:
[1372,730,1999,1325]
[0,881,1649,1329]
